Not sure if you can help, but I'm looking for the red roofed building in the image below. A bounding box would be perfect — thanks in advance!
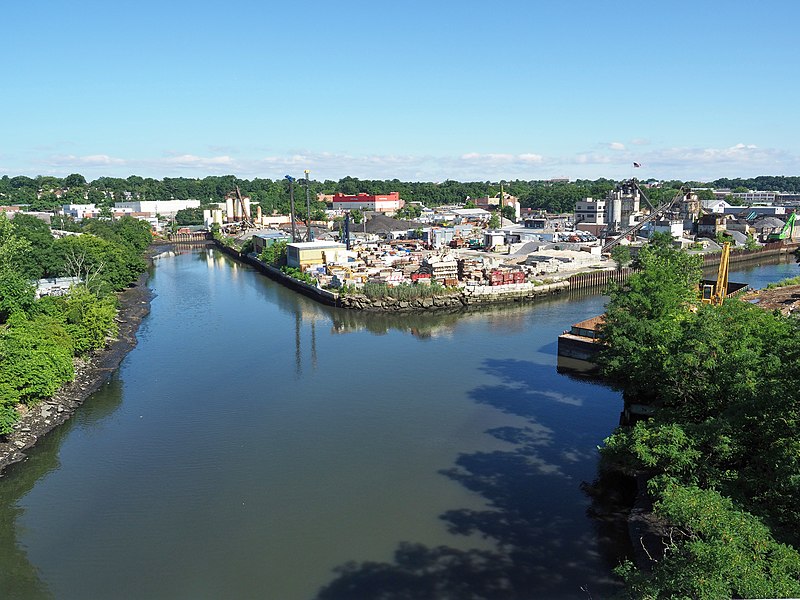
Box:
[332,192,403,213]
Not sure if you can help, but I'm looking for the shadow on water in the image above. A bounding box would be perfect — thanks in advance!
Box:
[316,359,632,600]
[0,377,125,600]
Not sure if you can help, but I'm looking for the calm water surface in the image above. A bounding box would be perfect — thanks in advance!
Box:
[1,249,796,599]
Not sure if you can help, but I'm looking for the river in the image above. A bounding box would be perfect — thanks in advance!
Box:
[1,248,797,599]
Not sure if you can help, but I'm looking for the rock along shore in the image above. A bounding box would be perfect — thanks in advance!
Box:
[0,262,154,478]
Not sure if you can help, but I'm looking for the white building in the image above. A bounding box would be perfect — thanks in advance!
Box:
[574,198,606,225]
[61,203,98,219]
[113,199,200,218]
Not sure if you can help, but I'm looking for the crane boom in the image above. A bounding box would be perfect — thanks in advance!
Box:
[701,242,730,305]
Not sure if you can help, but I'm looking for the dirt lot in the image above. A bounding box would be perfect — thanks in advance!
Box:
[742,284,800,316]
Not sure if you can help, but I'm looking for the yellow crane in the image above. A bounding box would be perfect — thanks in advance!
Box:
[701,242,730,305]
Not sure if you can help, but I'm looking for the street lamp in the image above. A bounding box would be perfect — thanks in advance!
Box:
[304,169,313,241]
[285,175,297,242]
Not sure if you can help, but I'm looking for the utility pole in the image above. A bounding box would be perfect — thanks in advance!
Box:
[285,175,297,242]
[304,169,313,241]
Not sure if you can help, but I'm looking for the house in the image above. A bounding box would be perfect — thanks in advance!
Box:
[701,198,732,213]
[697,214,727,237]
[753,216,789,241]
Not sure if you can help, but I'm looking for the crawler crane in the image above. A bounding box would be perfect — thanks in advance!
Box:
[701,242,730,305]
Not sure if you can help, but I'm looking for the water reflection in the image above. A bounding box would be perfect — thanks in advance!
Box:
[316,358,629,599]
[0,377,125,599]
[328,300,566,339]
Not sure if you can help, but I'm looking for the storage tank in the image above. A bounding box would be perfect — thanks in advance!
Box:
[243,197,251,221]
[225,198,234,222]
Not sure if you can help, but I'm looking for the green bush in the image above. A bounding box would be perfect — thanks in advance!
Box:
[280,266,317,286]
[362,281,455,301]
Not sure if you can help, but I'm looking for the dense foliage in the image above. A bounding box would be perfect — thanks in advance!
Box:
[710,175,800,193]
[0,213,148,434]
[598,237,800,598]
[258,241,287,266]
[3,172,798,218]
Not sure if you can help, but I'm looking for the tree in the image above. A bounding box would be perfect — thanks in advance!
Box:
[615,483,800,599]
[6,214,58,279]
[501,205,516,223]
[259,240,287,266]
[0,270,35,324]
[350,209,363,224]
[695,189,715,201]
[610,244,631,270]
[599,238,702,400]
[0,213,31,272]
[64,173,87,188]
[488,213,500,229]
[175,207,204,226]
[0,313,75,431]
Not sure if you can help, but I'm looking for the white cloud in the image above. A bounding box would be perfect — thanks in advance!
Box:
[11,143,800,182]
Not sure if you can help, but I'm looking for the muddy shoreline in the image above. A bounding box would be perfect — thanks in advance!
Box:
[0,260,154,478]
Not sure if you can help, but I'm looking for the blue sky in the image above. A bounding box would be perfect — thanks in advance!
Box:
[2,0,798,182]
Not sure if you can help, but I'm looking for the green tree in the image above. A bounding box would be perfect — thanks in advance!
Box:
[501,205,516,223]
[59,286,118,354]
[64,173,87,188]
[610,244,631,270]
[0,213,30,272]
[0,271,36,324]
[599,239,702,400]
[488,213,500,229]
[259,240,287,266]
[616,483,800,600]
[0,313,75,431]
[175,207,204,226]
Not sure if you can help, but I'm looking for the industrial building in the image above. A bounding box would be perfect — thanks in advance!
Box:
[286,241,348,269]
[331,192,403,213]
[113,199,200,218]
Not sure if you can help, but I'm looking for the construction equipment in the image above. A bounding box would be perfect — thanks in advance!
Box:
[701,242,730,305]
[234,185,255,229]
[602,181,688,253]
[766,212,796,242]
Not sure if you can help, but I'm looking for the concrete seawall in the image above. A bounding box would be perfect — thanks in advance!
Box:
[215,242,570,312]
[216,240,798,312]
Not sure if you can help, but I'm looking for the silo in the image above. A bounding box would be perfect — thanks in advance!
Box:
[225,198,234,222]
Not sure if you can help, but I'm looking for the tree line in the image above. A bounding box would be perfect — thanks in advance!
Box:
[0,214,151,434]
[597,234,800,598]
[8,173,798,218]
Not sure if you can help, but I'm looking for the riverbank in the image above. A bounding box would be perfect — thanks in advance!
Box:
[0,262,153,478]
[217,239,799,312]
[216,241,571,311]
